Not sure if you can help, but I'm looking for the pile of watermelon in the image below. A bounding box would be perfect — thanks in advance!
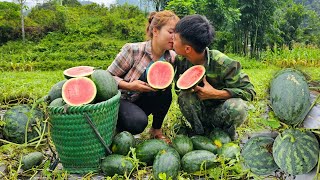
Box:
[47,66,118,107]
[104,129,240,179]
[242,68,320,176]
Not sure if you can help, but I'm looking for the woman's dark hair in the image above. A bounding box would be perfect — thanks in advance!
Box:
[175,14,215,53]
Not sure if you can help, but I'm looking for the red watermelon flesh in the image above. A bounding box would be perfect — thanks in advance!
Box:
[62,77,97,106]
[147,61,174,89]
[177,65,206,90]
[63,66,94,79]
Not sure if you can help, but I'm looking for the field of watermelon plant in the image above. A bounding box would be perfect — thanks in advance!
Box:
[0,59,320,179]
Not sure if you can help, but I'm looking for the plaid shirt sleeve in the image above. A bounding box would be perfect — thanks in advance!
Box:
[107,43,133,84]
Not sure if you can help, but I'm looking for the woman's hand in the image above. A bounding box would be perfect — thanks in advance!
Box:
[129,80,156,92]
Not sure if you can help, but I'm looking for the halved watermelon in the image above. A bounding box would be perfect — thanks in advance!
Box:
[62,77,97,106]
[176,65,205,90]
[63,66,95,79]
[147,61,174,89]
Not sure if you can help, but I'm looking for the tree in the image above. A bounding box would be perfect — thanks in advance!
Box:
[165,0,196,18]
[234,0,277,58]
[16,0,27,42]
[148,0,169,11]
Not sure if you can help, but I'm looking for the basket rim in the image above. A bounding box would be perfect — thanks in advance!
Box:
[48,90,120,114]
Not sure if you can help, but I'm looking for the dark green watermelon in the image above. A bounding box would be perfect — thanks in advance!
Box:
[270,69,311,125]
[191,135,218,154]
[136,139,169,165]
[209,128,231,148]
[91,70,118,102]
[217,142,240,159]
[2,105,44,144]
[48,80,67,103]
[21,151,44,170]
[111,131,135,156]
[242,136,278,175]
[101,154,134,176]
[273,129,319,175]
[171,134,193,157]
[49,98,65,107]
[152,148,180,180]
[181,150,217,173]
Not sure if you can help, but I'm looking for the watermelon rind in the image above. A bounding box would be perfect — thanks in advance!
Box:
[273,129,319,175]
[242,136,278,175]
[62,77,97,106]
[147,61,174,89]
[270,68,311,126]
[63,66,95,79]
[176,65,206,90]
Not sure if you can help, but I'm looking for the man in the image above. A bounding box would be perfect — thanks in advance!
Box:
[173,14,256,139]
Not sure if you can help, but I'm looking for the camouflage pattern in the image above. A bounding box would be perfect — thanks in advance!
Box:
[178,91,247,137]
[174,48,255,137]
[174,48,256,101]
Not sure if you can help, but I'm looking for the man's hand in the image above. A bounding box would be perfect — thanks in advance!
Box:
[129,80,156,92]
[194,76,231,100]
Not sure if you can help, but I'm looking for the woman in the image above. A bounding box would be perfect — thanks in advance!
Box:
[107,10,179,144]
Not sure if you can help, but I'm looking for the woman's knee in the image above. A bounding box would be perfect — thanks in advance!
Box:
[118,100,149,135]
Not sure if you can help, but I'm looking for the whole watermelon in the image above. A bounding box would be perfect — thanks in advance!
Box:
[242,136,278,175]
[152,148,180,180]
[111,131,135,156]
[2,105,44,144]
[273,129,319,175]
[270,69,311,125]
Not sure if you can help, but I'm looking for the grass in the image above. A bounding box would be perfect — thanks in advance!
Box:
[0,62,319,179]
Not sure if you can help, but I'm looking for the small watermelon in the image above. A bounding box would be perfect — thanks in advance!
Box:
[111,131,135,156]
[49,98,65,107]
[217,142,240,159]
[181,150,217,173]
[209,129,231,148]
[2,105,44,144]
[21,151,44,170]
[101,154,134,176]
[147,61,174,89]
[136,139,169,165]
[63,66,95,79]
[153,148,180,180]
[191,135,219,154]
[176,65,206,90]
[62,77,97,106]
[273,129,319,175]
[171,134,193,157]
[47,80,67,103]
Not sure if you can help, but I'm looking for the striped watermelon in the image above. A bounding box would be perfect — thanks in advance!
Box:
[270,69,311,126]
[273,129,319,175]
[242,136,278,175]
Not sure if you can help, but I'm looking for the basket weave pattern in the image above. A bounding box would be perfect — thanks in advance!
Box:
[48,91,120,173]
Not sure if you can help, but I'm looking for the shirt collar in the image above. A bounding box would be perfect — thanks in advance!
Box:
[145,40,171,62]
[205,47,210,66]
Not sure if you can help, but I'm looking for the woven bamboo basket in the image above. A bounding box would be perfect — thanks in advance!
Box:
[48,91,120,173]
